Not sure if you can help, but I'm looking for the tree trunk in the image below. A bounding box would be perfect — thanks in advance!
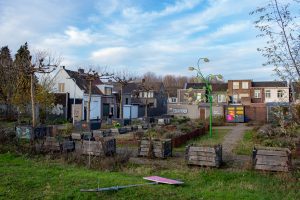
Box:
[87,80,92,123]
[145,93,148,118]
[120,86,123,119]
[30,73,36,127]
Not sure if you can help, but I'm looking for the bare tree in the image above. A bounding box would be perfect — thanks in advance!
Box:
[27,50,60,127]
[78,69,113,125]
[138,79,154,118]
[113,70,135,119]
[250,0,300,81]
[143,72,162,83]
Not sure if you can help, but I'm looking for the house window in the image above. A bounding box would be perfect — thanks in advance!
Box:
[242,82,249,89]
[265,90,271,98]
[125,98,129,104]
[196,93,202,101]
[148,91,154,98]
[171,97,177,103]
[254,90,261,98]
[218,94,226,103]
[232,94,238,103]
[104,87,112,95]
[233,82,239,89]
[58,83,65,92]
[144,92,147,98]
[277,90,284,98]
[148,102,154,107]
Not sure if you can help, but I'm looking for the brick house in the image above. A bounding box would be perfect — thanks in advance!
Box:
[227,80,289,122]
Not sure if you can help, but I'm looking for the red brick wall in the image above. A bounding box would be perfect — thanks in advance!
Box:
[244,104,267,123]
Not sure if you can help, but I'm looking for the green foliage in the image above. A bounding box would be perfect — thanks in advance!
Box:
[46,117,69,125]
[170,116,190,125]
[0,46,15,103]
[35,75,56,121]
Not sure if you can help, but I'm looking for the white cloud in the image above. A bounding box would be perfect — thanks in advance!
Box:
[90,47,131,64]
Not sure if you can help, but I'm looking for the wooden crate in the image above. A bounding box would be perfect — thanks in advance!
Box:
[81,138,116,156]
[62,140,75,151]
[252,146,291,172]
[71,133,82,140]
[186,144,222,167]
[138,138,172,158]
[44,137,61,152]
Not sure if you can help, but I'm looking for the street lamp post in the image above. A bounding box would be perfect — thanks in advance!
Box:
[188,58,222,138]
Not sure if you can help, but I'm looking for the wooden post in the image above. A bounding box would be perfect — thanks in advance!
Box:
[120,86,123,119]
[86,80,92,131]
[30,73,36,128]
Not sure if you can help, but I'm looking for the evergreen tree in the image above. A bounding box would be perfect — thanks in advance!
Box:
[0,46,16,119]
[0,46,14,102]
[12,42,32,113]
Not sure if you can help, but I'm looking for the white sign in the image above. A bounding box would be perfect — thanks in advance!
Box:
[172,108,188,114]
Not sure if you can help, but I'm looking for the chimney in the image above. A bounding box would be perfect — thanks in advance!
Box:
[78,68,84,74]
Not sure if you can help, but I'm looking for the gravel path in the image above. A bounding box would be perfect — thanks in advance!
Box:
[221,124,252,165]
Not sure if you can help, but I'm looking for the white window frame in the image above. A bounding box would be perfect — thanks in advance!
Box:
[242,82,249,89]
[218,94,226,103]
[233,82,239,89]
[233,94,238,103]
[265,90,271,98]
[254,90,261,98]
[58,83,65,92]
[196,93,202,101]
[277,90,283,98]
[148,91,154,98]
[104,87,112,95]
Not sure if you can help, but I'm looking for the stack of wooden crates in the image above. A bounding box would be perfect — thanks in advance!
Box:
[81,137,116,156]
[138,138,172,158]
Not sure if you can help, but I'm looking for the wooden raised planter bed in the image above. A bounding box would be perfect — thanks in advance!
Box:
[81,138,116,156]
[62,140,75,152]
[43,137,62,152]
[252,146,292,172]
[138,138,172,158]
[186,144,222,167]
[172,127,206,148]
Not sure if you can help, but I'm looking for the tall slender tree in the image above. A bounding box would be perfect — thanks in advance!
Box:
[13,43,32,116]
[0,46,16,119]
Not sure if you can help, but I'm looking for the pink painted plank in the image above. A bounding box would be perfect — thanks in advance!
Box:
[143,176,184,185]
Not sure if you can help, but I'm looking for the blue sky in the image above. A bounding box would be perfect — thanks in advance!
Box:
[0,0,296,80]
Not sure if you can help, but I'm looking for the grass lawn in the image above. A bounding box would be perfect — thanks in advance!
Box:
[0,153,299,200]
[233,129,257,156]
[175,128,231,152]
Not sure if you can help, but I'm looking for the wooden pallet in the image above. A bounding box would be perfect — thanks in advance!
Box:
[186,144,222,167]
[253,146,291,172]
[138,138,172,158]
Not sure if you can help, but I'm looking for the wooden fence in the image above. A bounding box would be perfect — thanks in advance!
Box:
[172,127,206,148]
